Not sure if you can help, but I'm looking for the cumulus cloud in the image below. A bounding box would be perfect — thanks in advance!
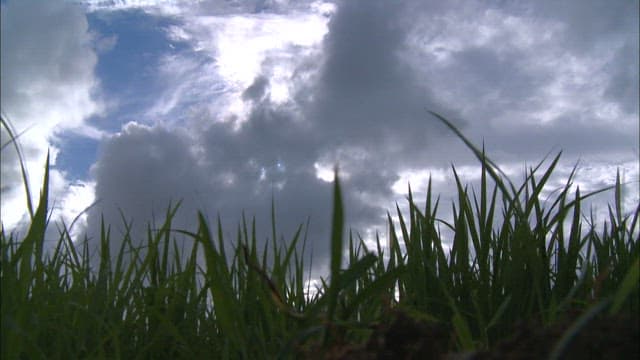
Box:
[1,0,103,233]
[81,0,637,275]
[87,0,443,271]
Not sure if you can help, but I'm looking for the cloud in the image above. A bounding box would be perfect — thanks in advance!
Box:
[82,0,188,15]
[83,0,638,275]
[1,0,103,232]
[88,122,205,245]
[305,0,464,168]
[603,41,640,115]
[87,0,445,272]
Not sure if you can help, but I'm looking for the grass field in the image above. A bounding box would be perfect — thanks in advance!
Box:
[1,113,638,359]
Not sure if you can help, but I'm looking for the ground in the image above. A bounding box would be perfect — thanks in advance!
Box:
[299,308,639,359]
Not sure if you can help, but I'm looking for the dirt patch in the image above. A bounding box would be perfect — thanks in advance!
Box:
[473,311,639,360]
[297,309,452,359]
[299,309,639,359]
[352,310,451,359]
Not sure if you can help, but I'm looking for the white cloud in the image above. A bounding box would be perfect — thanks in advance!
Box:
[49,175,97,238]
[125,3,330,132]
[1,0,103,232]
[81,0,194,15]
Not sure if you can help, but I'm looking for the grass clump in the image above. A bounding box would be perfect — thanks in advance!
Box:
[1,113,638,359]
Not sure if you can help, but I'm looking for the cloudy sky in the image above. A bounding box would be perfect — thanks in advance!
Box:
[1,0,638,273]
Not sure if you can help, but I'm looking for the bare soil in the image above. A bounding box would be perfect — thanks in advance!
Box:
[300,308,639,359]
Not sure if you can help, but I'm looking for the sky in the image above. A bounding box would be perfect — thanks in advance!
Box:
[1,0,639,275]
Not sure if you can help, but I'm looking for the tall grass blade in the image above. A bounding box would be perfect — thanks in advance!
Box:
[1,114,36,219]
[324,167,345,345]
[609,256,639,315]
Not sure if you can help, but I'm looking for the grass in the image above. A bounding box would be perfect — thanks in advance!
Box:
[1,112,638,359]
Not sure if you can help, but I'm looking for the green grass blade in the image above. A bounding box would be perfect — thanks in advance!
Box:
[1,114,36,219]
[324,167,345,345]
[609,256,639,315]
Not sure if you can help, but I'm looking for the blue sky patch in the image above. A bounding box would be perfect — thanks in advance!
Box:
[54,133,99,180]
[87,10,182,131]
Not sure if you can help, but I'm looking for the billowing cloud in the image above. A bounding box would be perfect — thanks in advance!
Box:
[27,0,637,275]
[1,0,103,234]
[88,0,448,271]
